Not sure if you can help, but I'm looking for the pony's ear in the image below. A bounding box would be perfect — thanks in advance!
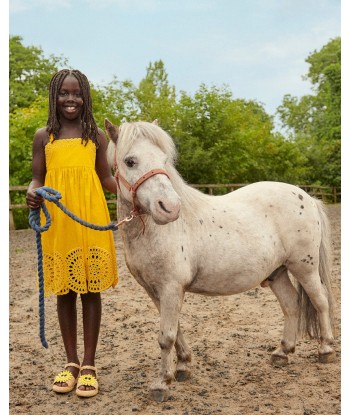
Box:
[104,118,119,143]
[152,119,159,126]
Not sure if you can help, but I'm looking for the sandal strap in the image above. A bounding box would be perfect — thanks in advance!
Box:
[80,365,97,373]
[64,362,80,370]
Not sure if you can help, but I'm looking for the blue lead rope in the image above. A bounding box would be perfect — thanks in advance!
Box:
[28,186,118,348]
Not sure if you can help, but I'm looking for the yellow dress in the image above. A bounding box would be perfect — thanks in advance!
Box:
[41,135,118,296]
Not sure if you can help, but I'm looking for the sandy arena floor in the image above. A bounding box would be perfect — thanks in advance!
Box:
[9,204,341,415]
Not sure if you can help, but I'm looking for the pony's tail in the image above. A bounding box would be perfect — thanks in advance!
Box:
[298,199,335,339]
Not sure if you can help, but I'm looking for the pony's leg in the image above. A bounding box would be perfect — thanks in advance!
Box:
[293,270,335,362]
[143,289,192,382]
[174,321,192,381]
[149,285,185,402]
[268,270,299,366]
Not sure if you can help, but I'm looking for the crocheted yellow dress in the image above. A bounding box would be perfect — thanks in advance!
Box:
[41,136,118,296]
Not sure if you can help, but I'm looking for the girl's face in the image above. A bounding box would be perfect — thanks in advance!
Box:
[56,75,84,120]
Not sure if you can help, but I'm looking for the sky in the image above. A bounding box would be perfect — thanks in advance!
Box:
[8,0,341,119]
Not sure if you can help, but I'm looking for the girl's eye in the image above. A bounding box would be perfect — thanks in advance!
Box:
[124,157,136,168]
[58,91,82,98]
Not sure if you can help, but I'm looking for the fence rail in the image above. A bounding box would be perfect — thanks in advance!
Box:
[191,183,341,203]
[9,183,341,230]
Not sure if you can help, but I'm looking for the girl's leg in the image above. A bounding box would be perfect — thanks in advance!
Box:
[55,290,80,386]
[78,292,102,391]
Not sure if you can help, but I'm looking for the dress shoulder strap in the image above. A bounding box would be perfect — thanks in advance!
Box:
[49,133,54,143]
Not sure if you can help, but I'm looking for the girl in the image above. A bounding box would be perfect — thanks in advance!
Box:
[26,69,119,398]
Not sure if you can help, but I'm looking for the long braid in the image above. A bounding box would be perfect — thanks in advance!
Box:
[46,69,99,146]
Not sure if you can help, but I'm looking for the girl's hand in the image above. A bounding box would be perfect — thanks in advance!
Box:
[26,188,44,209]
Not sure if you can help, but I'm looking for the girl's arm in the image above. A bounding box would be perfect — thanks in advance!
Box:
[26,128,47,209]
[95,129,119,194]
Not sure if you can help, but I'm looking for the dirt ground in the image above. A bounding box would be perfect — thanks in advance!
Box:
[9,204,341,415]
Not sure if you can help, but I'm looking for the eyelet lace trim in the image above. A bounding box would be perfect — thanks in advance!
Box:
[42,247,117,295]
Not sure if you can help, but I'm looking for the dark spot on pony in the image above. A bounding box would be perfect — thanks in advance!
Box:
[219,225,223,229]
[300,205,304,209]
[199,219,203,225]
[298,194,304,200]
[181,246,184,252]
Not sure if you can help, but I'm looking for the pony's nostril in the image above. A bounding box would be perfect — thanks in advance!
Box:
[158,201,171,213]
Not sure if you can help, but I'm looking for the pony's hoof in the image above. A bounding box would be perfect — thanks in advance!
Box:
[149,387,169,402]
[318,350,336,363]
[175,369,191,382]
[271,354,288,367]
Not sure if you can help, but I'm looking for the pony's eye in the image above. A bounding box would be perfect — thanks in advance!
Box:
[124,157,136,168]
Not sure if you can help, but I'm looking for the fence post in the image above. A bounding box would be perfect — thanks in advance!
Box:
[9,210,16,231]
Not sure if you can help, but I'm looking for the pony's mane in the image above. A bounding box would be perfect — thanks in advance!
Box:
[118,122,177,165]
[166,164,212,220]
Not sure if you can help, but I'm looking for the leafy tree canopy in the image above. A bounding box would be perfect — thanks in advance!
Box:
[277,37,340,186]
[9,36,340,191]
[9,35,67,112]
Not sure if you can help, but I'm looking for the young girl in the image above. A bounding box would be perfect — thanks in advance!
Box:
[26,69,119,398]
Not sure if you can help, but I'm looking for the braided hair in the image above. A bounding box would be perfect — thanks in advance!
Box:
[46,69,99,146]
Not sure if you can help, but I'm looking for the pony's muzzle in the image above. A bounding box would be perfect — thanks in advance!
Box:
[152,196,181,224]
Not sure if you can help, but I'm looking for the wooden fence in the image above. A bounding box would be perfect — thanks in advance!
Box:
[9,184,341,230]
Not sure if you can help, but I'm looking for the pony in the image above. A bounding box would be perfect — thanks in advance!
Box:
[104,119,335,402]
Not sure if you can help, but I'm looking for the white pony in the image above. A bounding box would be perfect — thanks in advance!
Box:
[105,119,335,402]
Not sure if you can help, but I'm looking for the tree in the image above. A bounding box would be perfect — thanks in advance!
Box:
[173,84,306,185]
[91,77,138,127]
[277,37,341,187]
[9,36,67,112]
[10,35,335,192]
[135,60,177,129]
[9,35,68,185]
[9,97,48,185]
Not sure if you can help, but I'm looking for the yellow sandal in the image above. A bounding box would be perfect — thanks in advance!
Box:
[52,362,80,393]
[76,365,99,398]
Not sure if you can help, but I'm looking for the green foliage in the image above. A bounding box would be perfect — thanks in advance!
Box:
[173,86,306,185]
[277,37,341,187]
[9,97,48,185]
[9,35,340,197]
[91,77,138,126]
[9,35,67,112]
[135,60,177,129]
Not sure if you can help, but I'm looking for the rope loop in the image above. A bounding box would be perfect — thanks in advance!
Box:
[29,186,119,348]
